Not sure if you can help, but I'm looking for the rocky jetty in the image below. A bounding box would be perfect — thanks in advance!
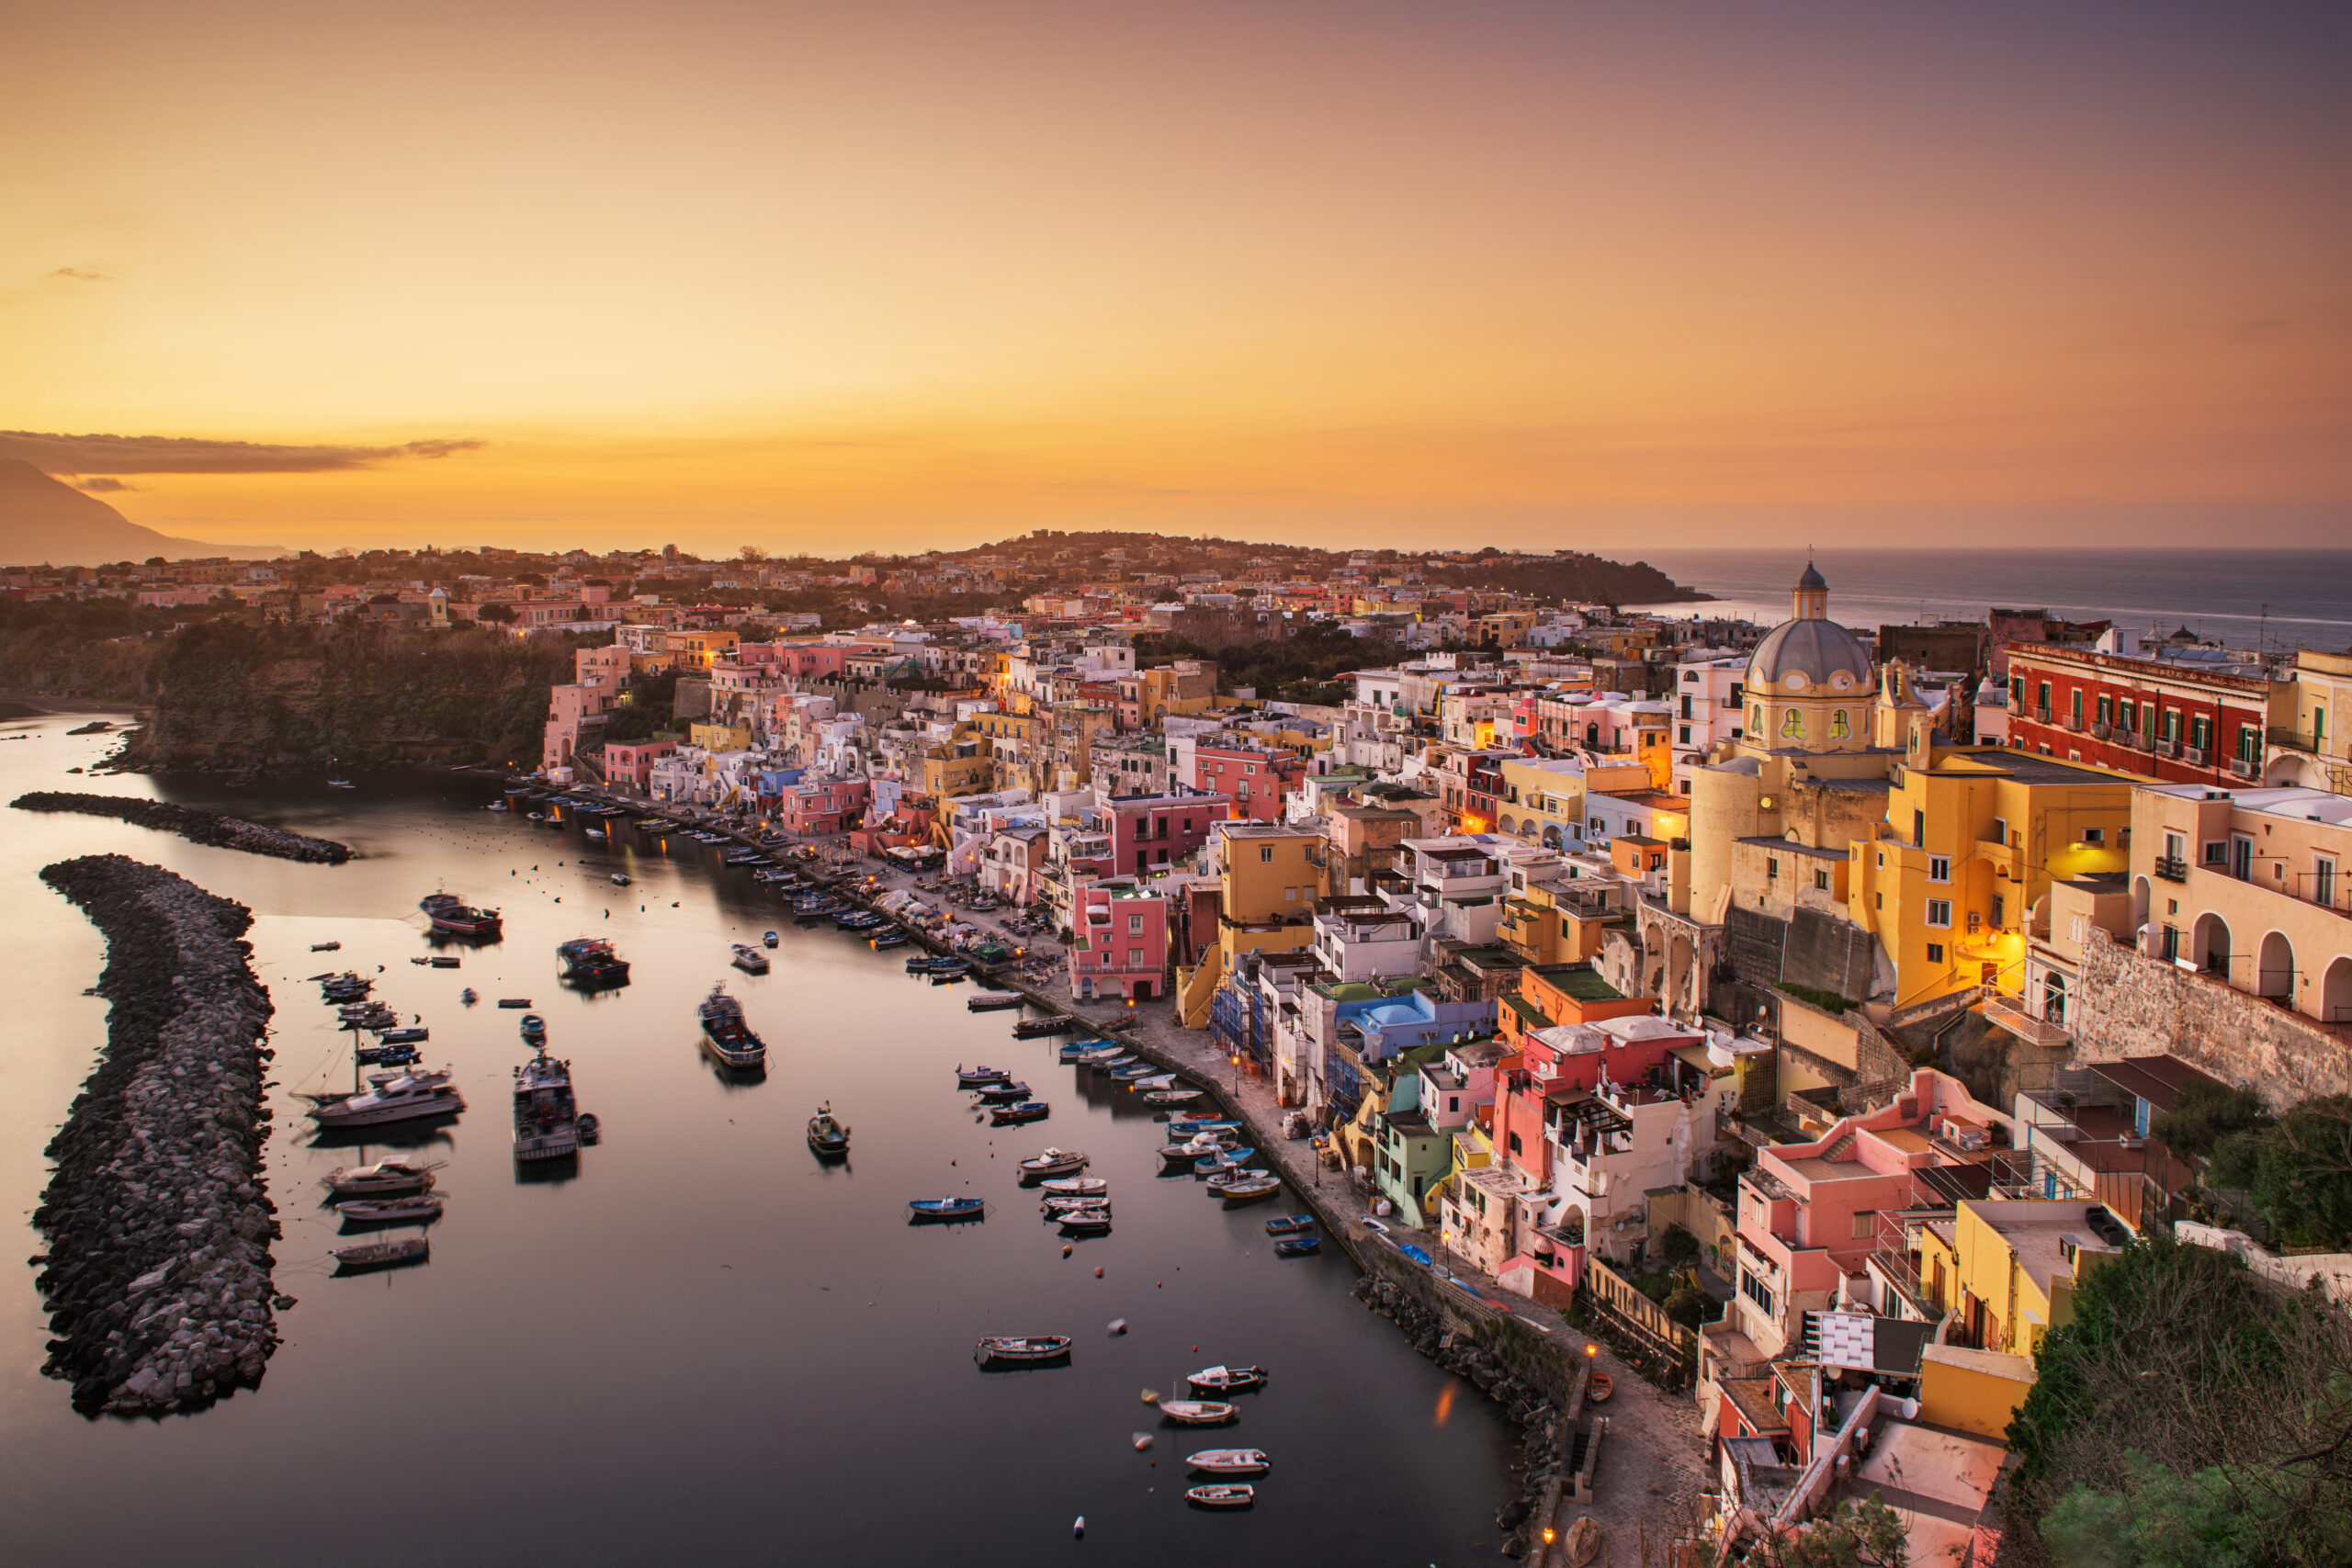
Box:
[32,855,281,1415]
[13,791,352,863]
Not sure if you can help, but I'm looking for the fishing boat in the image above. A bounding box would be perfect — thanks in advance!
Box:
[356,1042,423,1066]
[989,1100,1050,1126]
[1263,1214,1317,1236]
[1198,1147,1259,1176]
[1037,1176,1107,1199]
[1207,1172,1282,1205]
[762,930,779,948]
[697,984,769,1069]
[1168,1118,1239,1137]
[305,1076,467,1129]
[967,992,1024,1012]
[1131,1073,1178,1092]
[311,941,341,953]
[332,1238,428,1273]
[519,1012,548,1041]
[430,955,463,968]
[320,973,372,1001]
[807,1102,851,1158]
[419,892,503,942]
[723,850,763,865]
[557,936,630,988]
[368,1066,452,1089]
[1143,1089,1204,1107]
[1158,1400,1238,1427]
[955,1065,1012,1089]
[1187,1365,1268,1394]
[497,997,532,1009]
[336,1195,444,1225]
[907,955,967,975]
[610,873,630,886]
[729,942,770,975]
[908,1197,987,1224]
[1017,1148,1088,1180]
[1076,1044,1127,1066]
[323,1159,438,1197]
[869,930,910,949]
[1273,1236,1321,1258]
[973,1335,1071,1367]
[1158,1141,1217,1168]
[1057,1213,1111,1236]
[1011,1017,1076,1039]
[1184,1484,1255,1509]
[1056,1042,1092,1064]
[974,1080,1033,1104]
[1186,1450,1270,1476]
[1039,1194,1110,1217]
[514,1046,581,1162]
[1107,1061,1156,1080]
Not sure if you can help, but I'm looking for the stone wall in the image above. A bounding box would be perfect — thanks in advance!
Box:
[2072,927,2352,1106]
[1723,904,1877,1001]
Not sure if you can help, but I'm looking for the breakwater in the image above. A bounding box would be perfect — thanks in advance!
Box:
[13,791,352,863]
[32,855,281,1415]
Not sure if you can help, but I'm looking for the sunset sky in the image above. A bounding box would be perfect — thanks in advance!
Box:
[6,1,2348,555]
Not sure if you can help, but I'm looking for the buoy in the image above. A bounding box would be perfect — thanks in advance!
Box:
[1063,1245,1074,1258]
[1131,1432,1152,1450]
[1108,1317,1125,1334]
[1094,1267,1104,1279]
[1073,1517,1084,1539]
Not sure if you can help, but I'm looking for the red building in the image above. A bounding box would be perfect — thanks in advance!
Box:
[2007,645,2289,786]
[1186,742,1301,822]
[1102,791,1227,879]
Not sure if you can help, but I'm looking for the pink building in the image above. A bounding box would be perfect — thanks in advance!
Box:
[1070,881,1170,1001]
[781,776,870,836]
[602,740,676,790]
[1186,742,1301,822]
[1102,792,1227,879]
[775,641,855,682]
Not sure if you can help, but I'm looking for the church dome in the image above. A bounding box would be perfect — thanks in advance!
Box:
[1748,560,1872,694]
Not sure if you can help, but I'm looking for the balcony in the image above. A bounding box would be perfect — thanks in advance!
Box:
[1984,992,2071,1046]
[2089,721,2110,739]
[2035,707,2052,724]
[2268,727,2323,755]
[2064,715,2086,733]
[2154,855,2188,883]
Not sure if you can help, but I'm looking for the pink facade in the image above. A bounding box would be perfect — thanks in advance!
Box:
[1070,883,1170,1001]
[1104,792,1227,879]
[602,740,676,790]
[1186,744,1300,822]
[542,682,616,771]
[781,776,870,835]
[1496,1017,1701,1187]
[775,642,854,682]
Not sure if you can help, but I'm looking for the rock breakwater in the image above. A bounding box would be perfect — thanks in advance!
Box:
[32,855,281,1415]
[13,791,352,863]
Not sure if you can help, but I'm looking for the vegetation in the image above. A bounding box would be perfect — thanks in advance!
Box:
[1776,981,1852,1015]
[2149,1078,2269,1161]
[2003,1234,2352,1568]
[1136,620,1404,704]
[2207,1096,2352,1249]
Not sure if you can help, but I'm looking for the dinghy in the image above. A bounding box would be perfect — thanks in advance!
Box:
[907,1197,986,1224]
[1185,1483,1255,1508]
[973,1335,1072,1367]
[1158,1400,1238,1427]
[1186,1365,1267,1395]
[1185,1450,1270,1476]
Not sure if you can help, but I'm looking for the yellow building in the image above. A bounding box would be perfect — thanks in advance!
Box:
[920,735,996,800]
[1175,822,1329,1027]
[666,629,741,671]
[1497,874,1617,964]
[1916,1344,2038,1440]
[1847,746,2132,1009]
[689,720,753,753]
[1910,1199,2120,1357]
[1139,661,1218,724]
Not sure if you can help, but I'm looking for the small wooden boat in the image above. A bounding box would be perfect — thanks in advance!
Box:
[1148,1086,1201,1103]
[869,931,910,949]
[955,1065,1012,1089]
[975,1080,1033,1104]
[1208,1172,1282,1204]
[1130,1074,1177,1092]
[807,1103,850,1158]
[1039,1195,1110,1217]
[1186,1450,1270,1476]
[1011,1017,1076,1039]
[379,1025,429,1044]
[989,1100,1050,1126]
[324,1159,438,1197]
[519,1013,547,1040]
[1263,1214,1317,1236]
[1158,1400,1238,1427]
[332,1238,428,1273]
[1185,1483,1255,1509]
[497,998,531,1009]
[1273,1236,1321,1258]
[1562,1517,1604,1566]
[336,1195,444,1224]
[1017,1148,1089,1180]
[459,987,479,1004]
[1057,1213,1112,1236]
[431,955,462,968]
[1038,1176,1106,1198]
[583,826,606,840]
[1199,1147,1258,1175]
[1588,1371,1614,1404]
[610,873,630,886]
[908,1197,987,1224]
[967,992,1024,1011]
[974,1335,1072,1367]
[1106,1061,1156,1081]
[1186,1365,1267,1394]
[1056,1041,1092,1063]
[576,1112,601,1145]
[356,1043,423,1066]
[1075,1044,1126,1066]
[311,941,341,953]
[730,942,770,974]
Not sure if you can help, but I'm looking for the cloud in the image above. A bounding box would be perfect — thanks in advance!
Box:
[50,266,111,282]
[73,477,142,492]
[0,431,487,475]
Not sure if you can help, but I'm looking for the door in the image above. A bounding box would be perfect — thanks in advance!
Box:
[2233,836,2253,881]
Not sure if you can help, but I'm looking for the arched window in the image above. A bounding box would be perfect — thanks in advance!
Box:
[1829,709,1851,739]
[1751,704,1764,735]
[1780,708,1807,740]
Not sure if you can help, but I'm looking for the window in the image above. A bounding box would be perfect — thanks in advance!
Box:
[1926,942,1946,963]
[1768,857,1780,881]
[1740,1269,1776,1318]
[2096,695,2112,726]
[1991,817,2009,847]
[1830,709,1850,739]
[1283,886,1296,902]
[2191,716,2211,752]
[1260,846,1273,863]
[1929,855,1951,882]
[1852,1210,1877,1240]
[1914,810,1927,849]
[1780,709,1807,739]
[1127,913,1144,934]
[1507,1132,1521,1155]
[2083,828,2103,845]
[1927,899,1952,927]
[2068,913,2086,943]
[1815,869,1831,892]
[2037,681,2052,717]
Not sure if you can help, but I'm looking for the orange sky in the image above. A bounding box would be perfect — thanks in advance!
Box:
[6,1,2348,554]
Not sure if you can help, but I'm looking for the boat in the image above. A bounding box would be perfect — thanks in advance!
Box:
[583,826,606,840]
[368,1066,452,1089]
[356,1042,423,1066]
[723,850,763,865]
[1187,1365,1267,1394]
[1012,1018,1076,1039]
[975,1080,1033,1104]
[610,873,630,886]
[1037,1176,1107,1198]
[430,955,463,968]
[332,1238,428,1273]
[1131,1074,1177,1092]
[310,941,341,953]
[320,973,371,1000]
[698,984,769,1069]
[730,942,770,974]
[1076,1044,1126,1066]
[1588,1371,1615,1404]
[336,1195,444,1224]
[1186,1450,1270,1476]
[305,1075,467,1129]
[967,992,1024,1012]
[419,892,503,942]
[497,997,532,1009]
[323,1159,437,1197]
[328,778,356,790]
[1168,1118,1239,1137]
[807,1102,851,1158]
[514,1046,581,1162]
[1143,1089,1204,1107]
[1184,1484,1255,1509]
[1263,1214,1317,1236]
[989,1101,1050,1126]
[557,936,631,988]
[869,931,910,949]
[1017,1148,1089,1180]
[519,1012,548,1040]
[1158,1141,1216,1168]
[1056,1042,1092,1064]
[907,955,967,975]
[1207,1172,1282,1204]
[973,1335,1071,1367]
[1107,1061,1156,1081]
[955,1066,1012,1089]
[1158,1400,1238,1427]
[1274,1237,1320,1258]
[1038,1194,1110,1216]
[1199,1147,1259,1175]
[762,930,779,948]
[459,987,479,1005]
[908,1197,987,1224]
[1057,1213,1112,1236]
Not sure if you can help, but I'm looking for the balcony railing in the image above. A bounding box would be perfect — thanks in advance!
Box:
[2268,727,2323,754]
[2090,721,2110,739]
[2154,855,2189,883]
[1984,993,2071,1046]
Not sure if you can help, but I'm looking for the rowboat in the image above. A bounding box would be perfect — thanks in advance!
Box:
[1207,1172,1282,1204]
[1185,1483,1255,1509]
[1039,1195,1110,1217]
[1143,1089,1203,1107]
[1038,1177,1106,1198]
[1186,1365,1267,1395]
[1273,1236,1321,1258]
[955,1065,1012,1089]
[1185,1450,1270,1476]
[1011,1018,1075,1039]
[974,1335,1072,1368]
[332,1238,428,1273]
[989,1100,1050,1126]
[908,1197,986,1224]
[967,992,1024,1011]
[1198,1147,1258,1175]
[974,1080,1034,1103]
[336,1195,444,1225]
[1588,1371,1615,1404]
[1057,1213,1112,1236]
[1263,1214,1317,1236]
[1158,1400,1238,1427]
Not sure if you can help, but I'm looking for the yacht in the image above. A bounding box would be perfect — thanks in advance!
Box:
[305,1074,466,1129]
[514,1047,581,1162]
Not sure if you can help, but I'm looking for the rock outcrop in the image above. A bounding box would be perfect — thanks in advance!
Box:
[13,792,352,863]
[32,855,281,1415]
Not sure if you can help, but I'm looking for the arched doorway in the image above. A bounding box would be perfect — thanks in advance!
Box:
[1668,932,1697,1019]
[2256,930,2295,1001]
[2191,912,2233,982]
[1542,825,1565,851]
[2131,875,2152,939]
[2323,955,2352,1025]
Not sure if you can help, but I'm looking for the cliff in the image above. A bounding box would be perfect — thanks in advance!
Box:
[133,621,585,771]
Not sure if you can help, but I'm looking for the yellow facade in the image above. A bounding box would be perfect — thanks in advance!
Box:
[1913,1199,2117,1358]
[1917,1345,2037,1440]
[667,629,741,671]
[1175,827,1326,1027]
[920,739,995,800]
[689,720,752,754]
[1848,748,2132,1009]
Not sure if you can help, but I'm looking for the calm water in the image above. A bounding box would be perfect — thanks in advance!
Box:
[0,716,1510,1566]
[1628,546,2352,654]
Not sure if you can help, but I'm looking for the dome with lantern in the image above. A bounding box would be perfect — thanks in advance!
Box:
[1741,560,1879,751]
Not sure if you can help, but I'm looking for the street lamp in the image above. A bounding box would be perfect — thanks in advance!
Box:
[1228,1053,1239,1094]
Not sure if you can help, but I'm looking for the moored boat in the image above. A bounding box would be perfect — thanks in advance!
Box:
[975,1080,1033,1104]
[1186,1450,1270,1477]
[973,1335,1071,1367]
[1185,1483,1255,1509]
[323,1159,438,1197]
[1038,1194,1110,1217]
[306,1075,467,1129]
[519,1012,548,1040]
[356,1043,423,1067]
[1011,1017,1075,1039]
[558,937,630,987]
[698,984,769,1069]
[514,1045,581,1162]
[420,892,503,942]
[333,1238,428,1273]
[807,1102,850,1158]
[1037,1176,1107,1198]
[1017,1148,1088,1180]
[1158,1400,1238,1427]
[1207,1171,1282,1204]
[1273,1236,1321,1258]
[1186,1365,1267,1394]
[1263,1214,1317,1236]
[967,991,1024,1011]
[337,1195,444,1225]
[762,930,779,948]
[909,1197,986,1224]
[729,942,770,974]
[1143,1089,1204,1107]
[955,1065,1012,1089]
[989,1100,1050,1126]
[1057,1213,1111,1236]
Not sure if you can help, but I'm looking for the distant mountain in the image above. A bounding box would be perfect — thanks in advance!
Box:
[0,460,284,567]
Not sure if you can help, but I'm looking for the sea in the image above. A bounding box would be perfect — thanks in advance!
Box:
[0,719,1511,1567]
[1623,547,2352,657]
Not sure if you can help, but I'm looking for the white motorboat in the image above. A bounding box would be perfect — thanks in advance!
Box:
[1186,1364,1268,1394]
[323,1159,438,1197]
[1185,1483,1254,1508]
[730,942,770,974]
[1131,1074,1177,1093]
[1017,1148,1089,1180]
[1037,1177,1107,1198]
[367,1066,453,1089]
[306,1075,466,1128]
[1158,1400,1238,1427]
[1185,1449,1270,1476]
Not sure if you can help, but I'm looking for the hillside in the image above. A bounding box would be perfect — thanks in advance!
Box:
[0,461,283,566]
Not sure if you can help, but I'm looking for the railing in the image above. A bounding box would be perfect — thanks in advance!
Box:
[2268,727,2323,754]
[2035,707,2052,724]
[2065,715,2086,733]
[2090,721,2110,739]
[1984,992,2071,1045]
[2154,855,2189,883]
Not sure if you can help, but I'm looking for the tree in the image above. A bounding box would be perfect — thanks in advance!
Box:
[2150,1079,2269,1161]
[473,603,516,624]
[1663,1277,1712,1329]
[2040,1452,2306,1568]
[2210,1095,2352,1247]
[740,545,768,562]
[1765,1495,1907,1567]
